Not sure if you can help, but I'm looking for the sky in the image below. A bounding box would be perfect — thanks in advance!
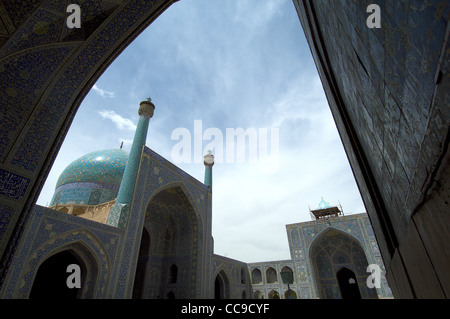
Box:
[36,0,366,263]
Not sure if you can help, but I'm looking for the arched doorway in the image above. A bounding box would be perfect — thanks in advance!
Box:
[284,289,297,299]
[132,227,151,298]
[310,228,376,299]
[29,250,83,299]
[268,289,280,299]
[135,186,200,299]
[253,290,263,299]
[336,267,361,299]
[215,270,230,299]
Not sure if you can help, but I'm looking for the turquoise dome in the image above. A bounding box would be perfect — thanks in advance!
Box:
[56,149,129,188]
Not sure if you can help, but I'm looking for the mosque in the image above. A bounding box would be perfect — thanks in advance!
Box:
[0,99,391,299]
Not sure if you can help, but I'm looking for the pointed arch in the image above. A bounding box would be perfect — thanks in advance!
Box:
[132,227,151,298]
[284,289,297,299]
[309,227,376,299]
[143,181,204,235]
[268,289,280,299]
[336,267,361,299]
[266,267,277,284]
[137,183,202,298]
[23,229,109,298]
[30,249,84,299]
[167,291,175,299]
[253,290,263,299]
[251,268,262,284]
[214,270,230,299]
[310,227,365,251]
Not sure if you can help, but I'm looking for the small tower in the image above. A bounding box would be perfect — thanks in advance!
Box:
[107,98,155,228]
[310,198,343,220]
[204,150,214,189]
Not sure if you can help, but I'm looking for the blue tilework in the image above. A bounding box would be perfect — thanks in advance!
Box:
[0,203,14,245]
[2,205,124,298]
[0,168,30,200]
[56,149,128,188]
[0,44,77,162]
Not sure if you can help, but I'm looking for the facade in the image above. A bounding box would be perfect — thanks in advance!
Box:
[0,99,254,299]
[248,211,392,299]
[0,100,390,299]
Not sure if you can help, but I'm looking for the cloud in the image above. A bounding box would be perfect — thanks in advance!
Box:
[98,110,137,131]
[92,84,115,98]
[38,0,366,265]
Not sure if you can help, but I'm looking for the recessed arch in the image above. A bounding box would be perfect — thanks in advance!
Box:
[266,267,277,284]
[268,289,280,299]
[167,291,175,299]
[336,267,361,299]
[27,240,103,299]
[143,181,204,235]
[309,227,376,299]
[29,249,84,299]
[251,268,262,284]
[135,185,202,298]
[253,290,263,299]
[284,289,297,299]
[214,270,230,299]
[20,229,110,299]
[310,227,365,250]
[132,226,151,299]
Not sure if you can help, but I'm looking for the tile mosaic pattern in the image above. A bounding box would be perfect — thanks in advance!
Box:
[0,203,14,248]
[248,213,393,299]
[56,149,128,188]
[0,168,30,200]
[109,147,213,298]
[1,205,124,298]
[50,149,128,206]
[50,182,119,206]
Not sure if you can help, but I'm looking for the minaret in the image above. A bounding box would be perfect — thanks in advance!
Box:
[107,99,155,228]
[204,150,214,189]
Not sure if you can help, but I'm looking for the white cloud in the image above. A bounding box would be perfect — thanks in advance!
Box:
[38,0,366,265]
[92,84,115,98]
[98,110,137,131]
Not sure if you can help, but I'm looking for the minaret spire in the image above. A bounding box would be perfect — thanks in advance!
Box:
[107,99,155,228]
[204,150,214,189]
